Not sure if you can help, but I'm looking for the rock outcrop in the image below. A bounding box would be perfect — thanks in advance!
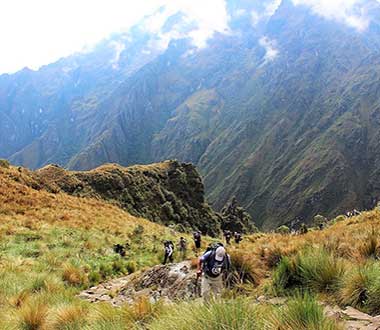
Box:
[36,160,222,235]
[221,197,258,233]
[79,261,200,306]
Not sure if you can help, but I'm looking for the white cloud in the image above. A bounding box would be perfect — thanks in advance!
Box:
[265,0,282,16]
[250,0,282,27]
[109,41,126,69]
[251,11,261,26]
[292,0,371,31]
[165,0,229,48]
[0,0,228,74]
[259,36,279,63]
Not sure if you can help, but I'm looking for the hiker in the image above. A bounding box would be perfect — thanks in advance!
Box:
[353,209,361,216]
[299,223,308,235]
[178,237,187,260]
[223,230,232,245]
[113,244,126,257]
[163,240,174,265]
[234,232,242,244]
[193,231,202,252]
[197,243,231,302]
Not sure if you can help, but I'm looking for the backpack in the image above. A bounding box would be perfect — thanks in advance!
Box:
[165,244,173,256]
[203,243,229,278]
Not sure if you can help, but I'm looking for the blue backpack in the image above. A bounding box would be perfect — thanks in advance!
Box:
[203,243,229,278]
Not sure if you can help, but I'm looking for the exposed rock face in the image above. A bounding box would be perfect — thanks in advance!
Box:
[221,197,258,233]
[79,261,199,306]
[3,1,380,230]
[37,160,222,236]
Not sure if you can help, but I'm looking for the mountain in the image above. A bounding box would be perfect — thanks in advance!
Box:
[1,0,380,229]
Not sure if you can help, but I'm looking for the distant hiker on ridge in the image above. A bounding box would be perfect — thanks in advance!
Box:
[234,232,242,245]
[163,240,174,265]
[193,231,202,255]
[197,243,231,302]
[178,237,187,260]
[223,230,232,245]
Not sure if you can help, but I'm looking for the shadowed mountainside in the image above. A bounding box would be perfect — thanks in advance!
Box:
[2,0,380,229]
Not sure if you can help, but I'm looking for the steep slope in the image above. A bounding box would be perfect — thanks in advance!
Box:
[2,0,380,229]
[36,160,222,235]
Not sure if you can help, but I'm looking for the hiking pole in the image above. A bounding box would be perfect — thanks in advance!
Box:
[195,271,202,298]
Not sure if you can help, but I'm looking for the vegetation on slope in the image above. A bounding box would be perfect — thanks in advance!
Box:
[2,159,380,329]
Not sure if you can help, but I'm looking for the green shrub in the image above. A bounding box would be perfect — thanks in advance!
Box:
[0,159,10,168]
[314,214,327,228]
[89,271,101,286]
[126,261,137,274]
[133,225,145,237]
[99,263,113,279]
[267,293,343,330]
[161,202,174,219]
[276,225,290,235]
[112,259,128,274]
[332,215,346,224]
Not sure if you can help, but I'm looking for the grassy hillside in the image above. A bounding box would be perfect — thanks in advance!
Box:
[0,163,186,329]
[1,159,380,329]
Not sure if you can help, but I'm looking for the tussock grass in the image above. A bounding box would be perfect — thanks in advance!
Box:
[358,228,380,260]
[229,249,265,287]
[17,301,49,330]
[267,293,343,330]
[273,248,345,294]
[51,303,89,330]
[148,298,262,330]
[339,262,380,315]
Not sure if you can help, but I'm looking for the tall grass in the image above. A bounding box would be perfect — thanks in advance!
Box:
[273,248,345,294]
[267,293,343,330]
[148,299,262,330]
[340,262,380,315]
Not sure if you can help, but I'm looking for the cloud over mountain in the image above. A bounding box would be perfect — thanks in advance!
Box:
[292,0,374,31]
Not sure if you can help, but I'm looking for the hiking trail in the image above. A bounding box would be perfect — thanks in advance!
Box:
[79,261,380,329]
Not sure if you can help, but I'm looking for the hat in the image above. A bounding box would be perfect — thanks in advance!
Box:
[215,246,226,261]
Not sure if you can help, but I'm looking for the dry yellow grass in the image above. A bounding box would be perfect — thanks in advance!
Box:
[0,165,172,238]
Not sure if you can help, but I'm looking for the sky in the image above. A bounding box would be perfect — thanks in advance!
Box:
[0,0,228,74]
[0,0,377,74]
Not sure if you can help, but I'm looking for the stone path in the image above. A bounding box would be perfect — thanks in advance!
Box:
[79,261,199,307]
[79,262,380,329]
[324,305,380,330]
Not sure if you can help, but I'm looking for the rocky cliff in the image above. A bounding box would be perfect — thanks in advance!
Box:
[36,160,222,235]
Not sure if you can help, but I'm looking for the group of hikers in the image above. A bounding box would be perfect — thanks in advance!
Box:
[163,230,243,265]
[162,230,243,301]
[114,229,242,301]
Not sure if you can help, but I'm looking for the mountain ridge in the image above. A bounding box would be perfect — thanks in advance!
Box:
[1,0,380,229]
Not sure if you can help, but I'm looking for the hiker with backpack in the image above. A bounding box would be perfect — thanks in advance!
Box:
[197,243,231,302]
[163,240,174,264]
[193,231,202,254]
[223,230,232,245]
[234,232,242,244]
[178,237,187,260]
